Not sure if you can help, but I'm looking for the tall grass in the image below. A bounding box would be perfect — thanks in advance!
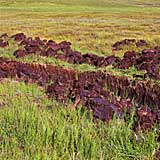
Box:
[0,80,159,159]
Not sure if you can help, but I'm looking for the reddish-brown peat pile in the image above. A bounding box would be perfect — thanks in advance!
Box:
[1,33,159,80]
[0,33,160,132]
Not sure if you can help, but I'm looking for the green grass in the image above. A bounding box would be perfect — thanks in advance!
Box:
[0,0,160,159]
[0,0,160,56]
[0,79,159,159]
[0,0,160,12]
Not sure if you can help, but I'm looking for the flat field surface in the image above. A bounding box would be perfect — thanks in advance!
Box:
[0,0,160,55]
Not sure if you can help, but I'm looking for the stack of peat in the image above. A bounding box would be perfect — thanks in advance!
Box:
[0,33,160,131]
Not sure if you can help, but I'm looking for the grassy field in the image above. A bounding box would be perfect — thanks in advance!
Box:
[0,0,160,56]
[0,80,159,160]
[0,0,160,159]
